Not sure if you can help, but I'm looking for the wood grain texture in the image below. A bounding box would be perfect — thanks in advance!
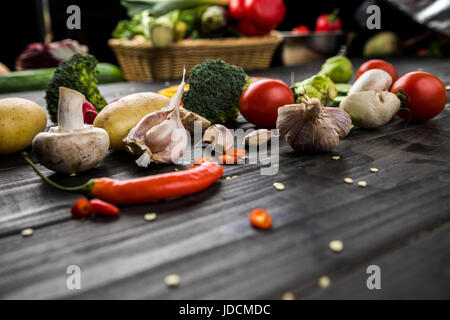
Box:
[0,58,449,299]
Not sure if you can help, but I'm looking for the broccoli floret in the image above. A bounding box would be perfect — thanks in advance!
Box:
[182,59,250,124]
[45,54,107,123]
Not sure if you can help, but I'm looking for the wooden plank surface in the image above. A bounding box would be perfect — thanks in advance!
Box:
[0,58,449,299]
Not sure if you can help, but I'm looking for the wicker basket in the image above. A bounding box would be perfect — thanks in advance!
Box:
[108,31,282,81]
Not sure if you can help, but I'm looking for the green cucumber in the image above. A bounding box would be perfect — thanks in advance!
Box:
[0,63,123,94]
[331,95,346,108]
[335,83,352,96]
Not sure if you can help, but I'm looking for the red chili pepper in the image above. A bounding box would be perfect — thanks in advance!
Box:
[82,101,98,124]
[90,198,120,216]
[315,9,342,32]
[249,208,273,229]
[194,157,214,164]
[71,198,92,219]
[225,149,246,157]
[218,154,238,164]
[292,25,310,35]
[24,154,224,205]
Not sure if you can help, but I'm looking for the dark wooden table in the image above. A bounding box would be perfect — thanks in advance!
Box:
[1,58,449,299]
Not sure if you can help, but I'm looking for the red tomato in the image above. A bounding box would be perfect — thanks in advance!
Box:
[244,0,286,28]
[229,0,246,20]
[239,79,294,127]
[292,25,310,35]
[356,59,398,83]
[391,72,447,122]
[315,9,342,32]
[238,19,272,37]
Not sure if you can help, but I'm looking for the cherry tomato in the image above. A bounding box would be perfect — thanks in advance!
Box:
[356,59,398,83]
[249,208,273,229]
[244,0,286,29]
[391,72,447,122]
[229,0,246,20]
[292,25,310,35]
[239,79,294,127]
[315,9,342,32]
[238,19,272,37]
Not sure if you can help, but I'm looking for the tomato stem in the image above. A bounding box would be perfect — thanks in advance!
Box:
[328,8,340,23]
[395,88,410,106]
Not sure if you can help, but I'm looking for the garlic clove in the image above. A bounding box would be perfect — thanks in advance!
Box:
[277,96,352,152]
[243,129,274,147]
[124,69,188,166]
[202,124,234,153]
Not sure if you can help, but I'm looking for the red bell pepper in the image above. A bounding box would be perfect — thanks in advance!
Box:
[315,8,342,32]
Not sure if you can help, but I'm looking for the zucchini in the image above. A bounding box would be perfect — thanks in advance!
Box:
[0,63,123,94]
[335,83,352,96]
[331,95,346,108]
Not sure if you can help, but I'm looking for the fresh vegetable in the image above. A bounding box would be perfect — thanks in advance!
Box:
[243,129,273,147]
[225,149,246,157]
[292,25,309,35]
[218,154,238,164]
[244,0,286,29]
[201,5,228,37]
[33,87,110,173]
[391,72,447,122]
[229,0,245,19]
[159,84,189,99]
[292,75,337,106]
[356,59,398,83]
[202,124,234,153]
[194,157,214,164]
[24,155,224,205]
[90,199,120,217]
[239,79,294,127]
[82,101,98,124]
[71,198,92,219]
[331,95,346,108]
[315,9,342,32]
[94,93,169,150]
[335,83,352,96]
[0,98,47,155]
[150,10,180,47]
[349,69,392,94]
[121,0,229,17]
[0,62,9,75]
[15,40,88,70]
[238,19,272,36]
[179,107,211,133]
[124,71,188,167]
[277,96,352,152]
[340,91,401,129]
[0,63,123,94]
[45,54,107,123]
[182,59,250,123]
[249,208,272,229]
[363,32,399,57]
[318,56,353,83]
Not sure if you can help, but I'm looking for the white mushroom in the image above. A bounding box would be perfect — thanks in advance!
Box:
[340,91,401,128]
[349,69,392,94]
[32,87,109,173]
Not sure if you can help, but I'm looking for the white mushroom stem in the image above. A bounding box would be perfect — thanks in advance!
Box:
[57,87,86,130]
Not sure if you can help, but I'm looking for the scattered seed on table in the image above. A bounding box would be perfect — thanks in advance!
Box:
[344,177,354,184]
[165,274,180,288]
[332,156,341,160]
[173,168,179,172]
[273,182,285,191]
[370,168,379,173]
[144,213,157,222]
[358,181,367,188]
[21,228,34,237]
[281,291,295,300]
[232,175,238,179]
[318,276,331,288]
[225,176,232,180]
[329,240,344,252]
[70,173,76,177]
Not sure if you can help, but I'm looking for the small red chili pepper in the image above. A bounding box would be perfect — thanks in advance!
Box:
[225,149,246,157]
[71,198,92,219]
[90,198,120,216]
[218,154,238,164]
[194,157,214,164]
[249,208,273,229]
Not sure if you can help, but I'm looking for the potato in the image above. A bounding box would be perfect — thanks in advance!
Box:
[0,98,47,155]
[94,92,169,150]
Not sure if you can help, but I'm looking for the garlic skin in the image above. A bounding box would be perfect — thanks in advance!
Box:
[276,96,352,152]
[124,70,188,167]
[202,124,234,153]
[243,129,274,147]
[340,91,400,128]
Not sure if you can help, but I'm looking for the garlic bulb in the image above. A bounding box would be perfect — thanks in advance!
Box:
[202,124,234,153]
[276,96,352,152]
[124,70,188,167]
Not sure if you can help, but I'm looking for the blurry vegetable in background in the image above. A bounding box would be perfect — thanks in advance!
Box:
[318,56,353,83]
[0,63,123,94]
[239,79,294,127]
[356,59,398,83]
[150,10,180,47]
[182,59,250,124]
[292,25,310,35]
[364,32,399,57]
[229,0,245,19]
[45,54,107,123]
[121,0,229,17]
[0,63,10,75]
[391,72,447,122]
[315,8,342,32]
[292,75,337,106]
[15,40,88,71]
[201,5,228,37]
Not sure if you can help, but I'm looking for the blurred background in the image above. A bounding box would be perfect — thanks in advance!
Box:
[0,0,448,74]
